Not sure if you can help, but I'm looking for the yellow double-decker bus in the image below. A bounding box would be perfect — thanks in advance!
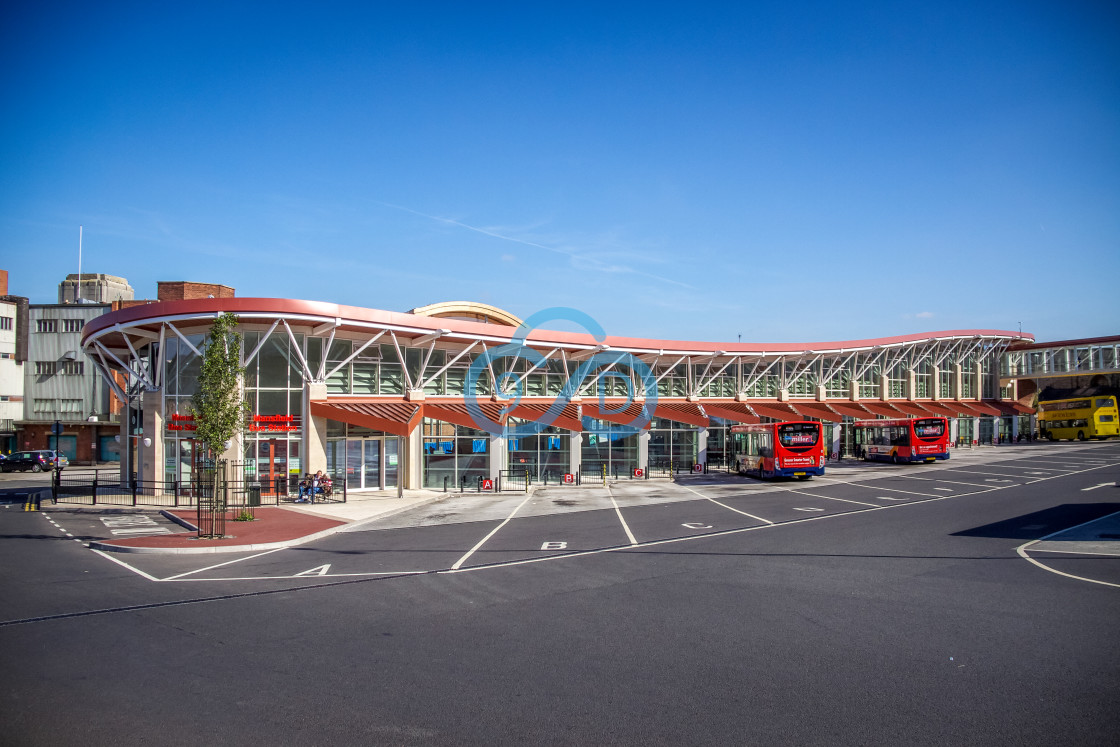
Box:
[1038,395,1120,441]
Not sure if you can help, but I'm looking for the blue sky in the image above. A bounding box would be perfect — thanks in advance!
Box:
[2,1,1117,344]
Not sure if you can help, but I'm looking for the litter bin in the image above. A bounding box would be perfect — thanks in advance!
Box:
[247,482,261,507]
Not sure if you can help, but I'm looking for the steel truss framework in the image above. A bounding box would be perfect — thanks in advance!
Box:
[81,300,1039,431]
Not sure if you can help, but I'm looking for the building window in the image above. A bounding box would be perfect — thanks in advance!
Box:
[34,398,55,413]
[0,317,11,330]
[36,319,57,333]
[36,361,57,376]
[62,319,83,333]
[59,399,82,414]
[61,361,84,375]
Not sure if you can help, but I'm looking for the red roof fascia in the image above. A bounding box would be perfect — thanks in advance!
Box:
[423,399,508,431]
[825,401,877,420]
[860,402,907,418]
[702,401,760,424]
[310,399,421,438]
[913,401,962,418]
[506,400,583,432]
[889,401,933,418]
[747,401,801,421]
[582,400,653,429]
[654,401,710,428]
[789,402,844,422]
[959,400,1003,416]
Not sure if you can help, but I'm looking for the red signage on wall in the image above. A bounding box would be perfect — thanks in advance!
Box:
[168,413,197,432]
[249,415,299,433]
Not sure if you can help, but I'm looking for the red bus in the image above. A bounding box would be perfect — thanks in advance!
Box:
[730,421,826,479]
[853,417,950,464]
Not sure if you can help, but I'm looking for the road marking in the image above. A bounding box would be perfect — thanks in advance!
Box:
[162,548,286,581]
[682,523,713,529]
[1081,483,1113,491]
[782,490,880,507]
[88,549,163,582]
[843,482,940,497]
[678,484,775,524]
[933,487,954,492]
[295,564,331,577]
[541,542,567,550]
[898,475,991,487]
[87,453,1120,585]
[1016,509,1120,589]
[605,484,638,546]
[450,494,534,570]
[876,496,909,501]
[792,507,824,512]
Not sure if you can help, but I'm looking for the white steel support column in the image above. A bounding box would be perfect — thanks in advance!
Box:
[303,381,328,476]
[405,425,422,489]
[638,430,650,468]
[140,389,163,485]
[697,426,708,466]
[489,433,504,480]
[570,432,582,475]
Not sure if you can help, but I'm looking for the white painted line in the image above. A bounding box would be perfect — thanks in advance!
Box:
[606,484,638,546]
[843,481,945,497]
[782,489,880,508]
[679,484,774,524]
[1081,483,1113,491]
[876,496,909,501]
[898,475,995,488]
[450,494,534,570]
[792,507,824,512]
[933,487,954,492]
[88,549,163,583]
[163,548,286,581]
[1026,547,1120,557]
[172,571,427,581]
[1016,509,1120,589]
[294,564,331,577]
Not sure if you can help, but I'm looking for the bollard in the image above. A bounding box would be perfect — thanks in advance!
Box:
[525,468,530,494]
[444,475,448,493]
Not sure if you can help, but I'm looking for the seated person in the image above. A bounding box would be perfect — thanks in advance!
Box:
[298,471,329,502]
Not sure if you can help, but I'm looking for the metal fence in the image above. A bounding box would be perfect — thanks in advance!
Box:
[51,466,347,507]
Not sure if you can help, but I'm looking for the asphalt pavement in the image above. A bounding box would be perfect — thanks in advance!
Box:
[1,442,1118,745]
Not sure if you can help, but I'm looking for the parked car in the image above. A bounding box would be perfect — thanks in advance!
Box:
[0,450,68,472]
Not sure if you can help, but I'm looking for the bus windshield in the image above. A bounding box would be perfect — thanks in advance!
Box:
[914,419,945,439]
[778,423,819,448]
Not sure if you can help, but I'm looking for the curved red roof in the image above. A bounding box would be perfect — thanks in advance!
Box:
[83,297,1033,354]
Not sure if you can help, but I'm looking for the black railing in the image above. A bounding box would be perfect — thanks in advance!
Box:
[50,467,347,507]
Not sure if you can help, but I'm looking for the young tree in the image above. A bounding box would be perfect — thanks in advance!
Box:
[192,312,250,458]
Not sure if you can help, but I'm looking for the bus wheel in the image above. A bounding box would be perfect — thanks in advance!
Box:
[1077,431,1086,441]
[797,475,811,481]
[891,454,900,465]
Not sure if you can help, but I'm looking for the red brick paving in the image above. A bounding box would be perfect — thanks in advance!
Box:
[99,506,347,549]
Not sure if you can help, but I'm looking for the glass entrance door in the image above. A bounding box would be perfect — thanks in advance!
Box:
[259,439,288,496]
[364,439,381,490]
[345,437,395,490]
[384,438,398,489]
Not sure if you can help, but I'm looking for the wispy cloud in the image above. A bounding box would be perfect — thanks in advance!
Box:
[376,201,697,290]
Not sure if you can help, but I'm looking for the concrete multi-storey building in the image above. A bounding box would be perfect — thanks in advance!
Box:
[57,273,134,305]
[20,301,115,462]
[0,270,28,454]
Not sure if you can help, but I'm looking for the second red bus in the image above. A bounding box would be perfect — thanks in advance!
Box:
[853,417,950,464]
[730,421,826,479]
